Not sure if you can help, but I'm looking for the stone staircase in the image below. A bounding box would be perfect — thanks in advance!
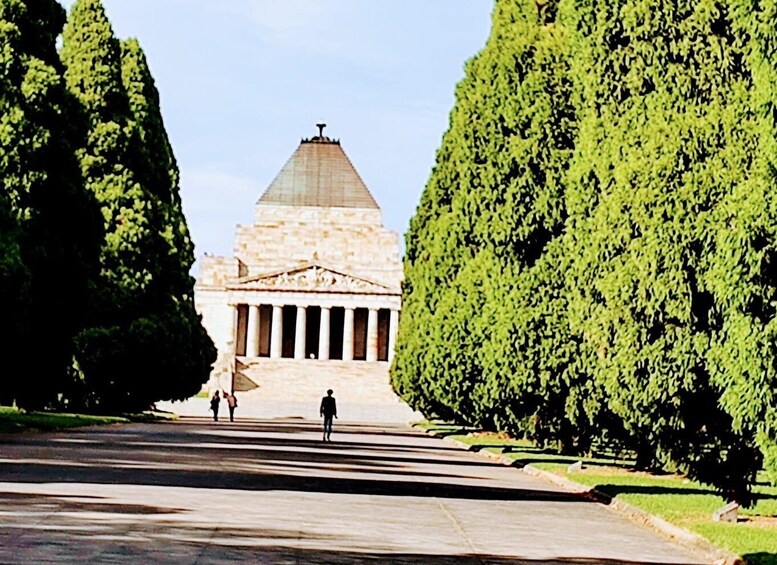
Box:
[224,358,419,422]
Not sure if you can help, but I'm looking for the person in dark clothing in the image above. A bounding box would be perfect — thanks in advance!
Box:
[319,389,337,442]
[210,391,221,422]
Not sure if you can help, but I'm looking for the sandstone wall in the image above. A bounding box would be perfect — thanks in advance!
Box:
[195,288,233,352]
[198,256,242,287]
[234,205,403,288]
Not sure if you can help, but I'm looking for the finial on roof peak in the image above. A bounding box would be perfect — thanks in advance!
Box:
[302,122,339,145]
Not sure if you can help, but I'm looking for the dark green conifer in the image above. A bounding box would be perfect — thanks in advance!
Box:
[392,54,486,422]
[0,198,29,407]
[61,0,166,311]
[120,39,195,293]
[0,0,102,409]
[62,0,214,411]
[120,38,215,403]
[559,0,773,500]
[397,0,777,499]
[393,0,593,442]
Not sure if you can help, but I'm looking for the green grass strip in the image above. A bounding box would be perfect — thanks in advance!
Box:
[0,406,129,433]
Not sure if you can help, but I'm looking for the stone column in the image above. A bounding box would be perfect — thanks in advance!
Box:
[246,305,260,358]
[294,306,307,360]
[343,307,355,362]
[389,309,400,362]
[319,307,331,361]
[270,305,283,359]
[366,308,379,362]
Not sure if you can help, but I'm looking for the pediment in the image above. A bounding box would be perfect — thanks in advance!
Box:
[228,264,396,295]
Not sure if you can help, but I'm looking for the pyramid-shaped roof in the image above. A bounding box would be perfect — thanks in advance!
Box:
[258,129,379,209]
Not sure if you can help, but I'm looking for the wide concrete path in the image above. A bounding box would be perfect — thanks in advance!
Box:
[0,418,707,564]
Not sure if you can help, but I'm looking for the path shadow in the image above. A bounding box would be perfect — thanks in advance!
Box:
[191,429,469,454]
[742,553,777,565]
[0,491,187,515]
[594,483,777,501]
[2,434,501,473]
[181,417,428,440]
[0,418,589,502]
[206,547,704,564]
[0,419,708,564]
[136,437,500,469]
[0,459,586,502]
[0,488,703,564]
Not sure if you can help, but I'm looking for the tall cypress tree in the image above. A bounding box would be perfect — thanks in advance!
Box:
[61,0,213,412]
[120,39,195,293]
[0,198,28,407]
[391,60,477,420]
[0,0,30,406]
[393,0,600,444]
[398,0,777,499]
[708,1,777,486]
[392,49,489,422]
[120,38,215,403]
[61,0,166,313]
[559,0,773,500]
[468,0,608,449]
[0,0,101,409]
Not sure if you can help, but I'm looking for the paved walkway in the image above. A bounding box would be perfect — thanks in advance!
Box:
[0,418,707,564]
[158,397,422,424]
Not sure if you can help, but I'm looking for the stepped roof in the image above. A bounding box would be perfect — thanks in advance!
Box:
[257,125,379,209]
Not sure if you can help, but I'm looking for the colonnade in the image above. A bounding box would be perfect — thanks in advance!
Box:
[235,304,399,363]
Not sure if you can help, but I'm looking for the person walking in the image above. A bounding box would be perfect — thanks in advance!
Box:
[226,392,238,422]
[319,389,337,442]
[210,391,221,422]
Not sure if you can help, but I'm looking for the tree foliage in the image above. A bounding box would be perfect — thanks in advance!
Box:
[0,0,101,409]
[119,37,215,408]
[394,0,596,444]
[394,0,777,500]
[558,0,775,502]
[61,0,166,312]
[0,0,224,415]
[60,0,214,413]
[120,38,196,294]
[0,196,28,407]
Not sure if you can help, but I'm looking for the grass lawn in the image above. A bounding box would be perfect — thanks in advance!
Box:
[420,421,777,565]
[0,406,128,432]
[0,406,173,433]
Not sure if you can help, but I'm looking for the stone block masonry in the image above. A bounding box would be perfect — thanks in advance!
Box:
[194,126,410,417]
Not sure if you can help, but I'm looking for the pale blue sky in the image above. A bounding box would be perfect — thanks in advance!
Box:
[59,0,493,267]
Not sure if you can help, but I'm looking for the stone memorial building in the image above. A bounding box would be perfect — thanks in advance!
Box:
[195,126,412,419]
